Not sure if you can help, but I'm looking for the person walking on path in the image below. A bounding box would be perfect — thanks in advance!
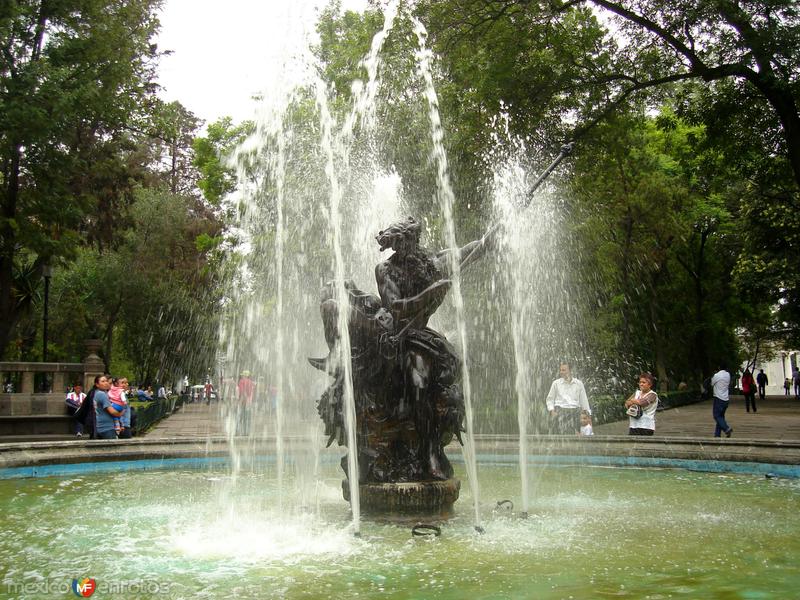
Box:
[712,365,733,438]
[785,378,792,396]
[236,371,256,435]
[204,379,214,405]
[741,368,757,413]
[793,370,800,400]
[756,369,768,401]
[545,362,592,434]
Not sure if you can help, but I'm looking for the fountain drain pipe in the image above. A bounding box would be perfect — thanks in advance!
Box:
[496,499,528,519]
[496,499,514,511]
[411,523,442,537]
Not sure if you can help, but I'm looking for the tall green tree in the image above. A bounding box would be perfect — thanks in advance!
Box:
[419,0,800,188]
[0,0,162,359]
[572,109,744,381]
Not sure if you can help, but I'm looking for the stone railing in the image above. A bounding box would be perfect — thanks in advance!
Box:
[0,339,105,395]
[0,361,85,394]
[0,341,106,436]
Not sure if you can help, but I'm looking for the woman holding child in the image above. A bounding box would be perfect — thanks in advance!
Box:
[624,372,659,436]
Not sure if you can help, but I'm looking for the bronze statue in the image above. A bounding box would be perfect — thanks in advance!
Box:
[311,216,495,485]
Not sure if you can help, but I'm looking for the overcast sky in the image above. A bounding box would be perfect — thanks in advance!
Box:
[156,0,368,126]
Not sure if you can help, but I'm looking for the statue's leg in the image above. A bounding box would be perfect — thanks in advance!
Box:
[320,299,339,351]
[404,349,449,480]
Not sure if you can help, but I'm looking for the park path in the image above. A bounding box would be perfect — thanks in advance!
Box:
[593,394,800,441]
[145,395,800,442]
[146,401,227,438]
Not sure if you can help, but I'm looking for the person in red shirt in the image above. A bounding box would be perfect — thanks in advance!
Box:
[236,371,255,435]
[741,368,757,413]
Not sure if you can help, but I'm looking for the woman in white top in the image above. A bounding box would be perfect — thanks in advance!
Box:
[624,372,658,436]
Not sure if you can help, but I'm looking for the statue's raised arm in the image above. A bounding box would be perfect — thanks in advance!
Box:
[433,223,500,277]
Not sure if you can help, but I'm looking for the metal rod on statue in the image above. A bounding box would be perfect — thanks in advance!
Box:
[461,142,576,268]
[522,142,574,209]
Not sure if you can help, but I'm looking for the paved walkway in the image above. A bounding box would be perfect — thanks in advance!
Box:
[146,402,227,438]
[147,395,800,442]
[593,394,800,441]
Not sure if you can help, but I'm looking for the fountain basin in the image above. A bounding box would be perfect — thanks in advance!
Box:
[1,446,799,599]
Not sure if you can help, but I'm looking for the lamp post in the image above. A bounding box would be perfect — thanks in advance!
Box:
[42,263,53,363]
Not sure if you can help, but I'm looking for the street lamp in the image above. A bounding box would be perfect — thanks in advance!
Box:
[42,263,53,363]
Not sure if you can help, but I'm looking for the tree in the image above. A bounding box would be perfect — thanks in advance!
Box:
[419,0,800,189]
[193,117,251,207]
[570,108,743,382]
[148,100,202,197]
[0,0,162,359]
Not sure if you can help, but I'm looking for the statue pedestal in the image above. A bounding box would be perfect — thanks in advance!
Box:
[343,479,460,515]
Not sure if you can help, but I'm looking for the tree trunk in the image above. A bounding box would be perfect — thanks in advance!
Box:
[0,145,22,360]
[620,208,634,350]
[649,272,668,391]
[103,295,124,372]
[693,231,709,378]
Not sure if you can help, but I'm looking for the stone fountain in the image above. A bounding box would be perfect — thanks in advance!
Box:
[310,216,496,513]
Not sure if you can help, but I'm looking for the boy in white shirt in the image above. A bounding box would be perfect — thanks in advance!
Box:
[579,411,593,436]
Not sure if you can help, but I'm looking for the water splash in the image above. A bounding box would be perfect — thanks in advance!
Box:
[413,18,482,531]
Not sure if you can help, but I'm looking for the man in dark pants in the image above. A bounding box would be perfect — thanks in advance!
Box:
[545,362,592,434]
[756,369,768,401]
[712,365,733,438]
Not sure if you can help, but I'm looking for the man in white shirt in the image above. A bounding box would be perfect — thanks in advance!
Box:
[545,362,591,434]
[711,365,733,438]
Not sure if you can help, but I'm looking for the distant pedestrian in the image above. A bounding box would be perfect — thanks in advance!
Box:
[711,365,733,438]
[756,369,768,401]
[545,362,591,435]
[204,379,214,405]
[268,384,278,415]
[784,378,791,396]
[624,372,659,436]
[65,383,87,437]
[793,370,800,399]
[236,371,255,435]
[741,368,757,413]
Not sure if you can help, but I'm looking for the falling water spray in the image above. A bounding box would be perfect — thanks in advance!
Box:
[413,19,483,532]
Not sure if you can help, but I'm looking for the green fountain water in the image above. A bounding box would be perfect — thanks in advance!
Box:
[1,462,798,599]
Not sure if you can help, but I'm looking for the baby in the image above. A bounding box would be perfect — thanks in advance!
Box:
[579,411,594,436]
[108,379,128,435]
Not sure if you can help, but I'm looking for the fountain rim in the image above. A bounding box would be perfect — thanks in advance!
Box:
[1,434,799,478]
